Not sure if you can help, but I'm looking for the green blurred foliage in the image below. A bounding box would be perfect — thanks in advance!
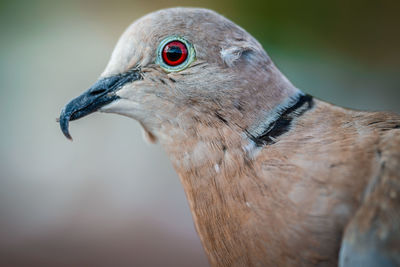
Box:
[1,0,399,66]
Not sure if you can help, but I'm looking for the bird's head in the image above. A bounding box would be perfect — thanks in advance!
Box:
[60,7,299,144]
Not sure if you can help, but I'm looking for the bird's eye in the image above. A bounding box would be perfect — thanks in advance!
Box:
[162,41,188,66]
[156,36,195,72]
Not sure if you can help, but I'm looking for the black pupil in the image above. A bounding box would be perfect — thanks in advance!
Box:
[166,46,182,62]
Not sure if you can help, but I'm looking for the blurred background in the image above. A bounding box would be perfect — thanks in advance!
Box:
[0,0,399,266]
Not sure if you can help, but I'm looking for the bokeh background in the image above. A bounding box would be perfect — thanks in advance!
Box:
[0,0,399,266]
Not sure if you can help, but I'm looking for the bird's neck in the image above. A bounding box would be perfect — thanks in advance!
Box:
[158,97,387,266]
[160,90,313,166]
[161,121,254,265]
[244,92,314,146]
[159,92,317,265]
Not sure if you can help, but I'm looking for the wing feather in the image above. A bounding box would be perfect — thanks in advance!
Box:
[339,129,400,267]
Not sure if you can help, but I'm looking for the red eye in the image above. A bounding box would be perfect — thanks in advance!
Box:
[162,40,188,66]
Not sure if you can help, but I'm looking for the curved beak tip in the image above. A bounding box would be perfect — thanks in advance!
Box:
[58,69,140,141]
[59,110,73,141]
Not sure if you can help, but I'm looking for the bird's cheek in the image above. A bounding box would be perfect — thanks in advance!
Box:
[100,83,152,121]
[100,98,144,120]
[115,83,140,100]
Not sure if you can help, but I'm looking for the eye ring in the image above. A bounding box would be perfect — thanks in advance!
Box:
[156,36,196,72]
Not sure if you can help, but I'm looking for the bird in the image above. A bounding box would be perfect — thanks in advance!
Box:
[59,7,400,267]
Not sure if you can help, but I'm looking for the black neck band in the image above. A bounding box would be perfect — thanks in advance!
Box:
[246,94,314,146]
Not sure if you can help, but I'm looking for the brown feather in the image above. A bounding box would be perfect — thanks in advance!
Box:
[164,100,400,266]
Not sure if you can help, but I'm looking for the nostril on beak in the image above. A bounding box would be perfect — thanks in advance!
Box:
[88,75,121,96]
[89,88,107,96]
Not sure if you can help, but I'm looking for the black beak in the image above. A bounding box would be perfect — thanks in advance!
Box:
[59,69,141,140]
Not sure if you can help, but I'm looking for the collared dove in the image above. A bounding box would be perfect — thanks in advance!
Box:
[59,7,400,267]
